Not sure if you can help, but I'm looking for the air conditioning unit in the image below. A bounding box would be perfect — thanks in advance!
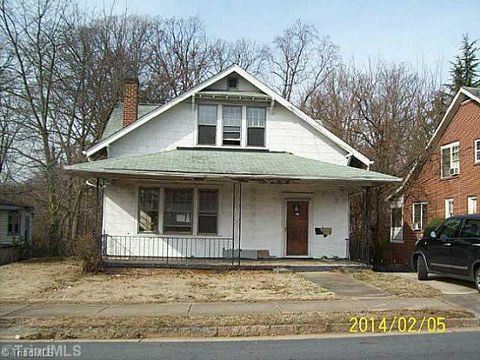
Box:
[413,223,421,231]
[450,167,459,175]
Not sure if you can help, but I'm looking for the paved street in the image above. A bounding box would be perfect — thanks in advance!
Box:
[1,331,479,360]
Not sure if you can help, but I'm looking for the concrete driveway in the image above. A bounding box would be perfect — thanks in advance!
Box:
[388,272,477,295]
[385,272,480,318]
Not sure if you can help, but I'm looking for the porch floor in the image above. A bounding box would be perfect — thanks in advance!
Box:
[103,257,370,271]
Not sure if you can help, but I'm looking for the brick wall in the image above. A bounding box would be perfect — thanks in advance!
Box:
[122,78,139,127]
[388,100,480,268]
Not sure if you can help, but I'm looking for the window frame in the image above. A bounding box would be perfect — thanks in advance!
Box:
[197,189,219,235]
[163,188,194,234]
[440,141,460,178]
[7,210,20,236]
[475,139,480,164]
[445,198,454,219]
[137,187,160,234]
[468,196,478,215]
[246,106,266,147]
[197,104,218,146]
[222,105,242,146]
[412,202,427,231]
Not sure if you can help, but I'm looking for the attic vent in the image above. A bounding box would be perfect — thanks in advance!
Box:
[227,77,238,89]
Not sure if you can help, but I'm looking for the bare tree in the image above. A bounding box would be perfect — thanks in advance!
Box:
[267,20,339,104]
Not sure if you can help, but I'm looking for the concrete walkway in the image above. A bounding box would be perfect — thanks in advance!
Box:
[301,272,389,298]
[0,297,464,318]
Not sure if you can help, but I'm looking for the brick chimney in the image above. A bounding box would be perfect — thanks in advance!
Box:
[122,78,139,127]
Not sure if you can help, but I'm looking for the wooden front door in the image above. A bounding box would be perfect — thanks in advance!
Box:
[286,201,309,256]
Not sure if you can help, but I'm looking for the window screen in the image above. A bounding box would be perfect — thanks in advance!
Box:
[198,190,218,234]
[164,189,193,233]
[247,107,266,147]
[198,104,217,145]
[223,106,242,146]
[138,188,159,232]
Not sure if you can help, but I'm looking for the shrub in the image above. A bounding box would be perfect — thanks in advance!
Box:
[76,232,103,273]
[424,218,444,237]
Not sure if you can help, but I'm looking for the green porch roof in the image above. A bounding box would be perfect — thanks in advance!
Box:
[66,148,400,184]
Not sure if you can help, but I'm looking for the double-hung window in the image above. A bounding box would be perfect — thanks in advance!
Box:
[7,211,20,236]
[198,190,219,234]
[445,198,454,219]
[138,188,159,233]
[412,202,427,231]
[163,189,193,233]
[441,142,460,177]
[222,106,242,146]
[475,139,480,163]
[468,196,477,215]
[198,104,217,145]
[247,107,266,147]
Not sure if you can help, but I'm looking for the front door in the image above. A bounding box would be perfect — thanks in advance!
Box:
[286,201,309,256]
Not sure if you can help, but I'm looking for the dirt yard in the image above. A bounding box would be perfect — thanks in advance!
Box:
[0,259,333,304]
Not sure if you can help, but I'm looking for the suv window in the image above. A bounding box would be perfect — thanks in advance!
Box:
[459,219,480,238]
[436,217,462,240]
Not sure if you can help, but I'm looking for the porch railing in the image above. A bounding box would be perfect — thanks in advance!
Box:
[101,234,237,265]
[345,238,372,264]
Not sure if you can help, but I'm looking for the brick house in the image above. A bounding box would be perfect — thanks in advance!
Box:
[387,87,480,269]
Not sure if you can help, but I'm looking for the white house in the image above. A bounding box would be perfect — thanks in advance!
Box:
[66,65,400,263]
[0,200,33,265]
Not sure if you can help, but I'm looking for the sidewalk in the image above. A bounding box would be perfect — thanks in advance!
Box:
[0,297,467,318]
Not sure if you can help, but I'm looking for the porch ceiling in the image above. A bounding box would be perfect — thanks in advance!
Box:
[65,148,401,185]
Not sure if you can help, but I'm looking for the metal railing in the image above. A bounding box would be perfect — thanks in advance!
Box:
[101,234,237,265]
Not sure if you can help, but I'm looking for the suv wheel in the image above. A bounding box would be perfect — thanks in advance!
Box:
[475,268,480,293]
[417,256,428,281]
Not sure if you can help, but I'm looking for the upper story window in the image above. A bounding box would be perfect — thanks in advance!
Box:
[475,139,480,163]
[7,210,20,236]
[197,104,217,145]
[440,142,460,178]
[412,202,427,231]
[247,107,266,147]
[222,106,242,146]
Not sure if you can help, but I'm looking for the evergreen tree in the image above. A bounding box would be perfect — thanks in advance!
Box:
[448,34,479,93]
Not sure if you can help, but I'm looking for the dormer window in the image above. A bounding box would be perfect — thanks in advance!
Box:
[222,106,242,146]
[197,104,217,145]
[227,77,238,90]
[440,142,460,178]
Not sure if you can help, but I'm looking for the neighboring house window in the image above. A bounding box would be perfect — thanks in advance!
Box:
[475,139,480,163]
[445,198,454,219]
[198,190,218,234]
[440,142,460,177]
[412,202,427,231]
[390,206,403,243]
[198,104,217,145]
[138,188,159,233]
[164,189,193,233]
[223,106,242,146]
[468,196,478,214]
[459,218,480,239]
[7,211,20,236]
[247,107,266,147]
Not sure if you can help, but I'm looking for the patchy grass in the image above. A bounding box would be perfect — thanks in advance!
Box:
[0,309,473,339]
[0,259,333,304]
[346,270,441,298]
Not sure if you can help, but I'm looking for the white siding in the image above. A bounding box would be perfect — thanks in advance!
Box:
[103,181,349,258]
[204,76,261,92]
[109,101,348,165]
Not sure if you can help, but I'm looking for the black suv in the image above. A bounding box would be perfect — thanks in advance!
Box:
[413,214,480,292]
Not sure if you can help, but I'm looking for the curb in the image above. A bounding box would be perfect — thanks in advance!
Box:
[3,317,478,340]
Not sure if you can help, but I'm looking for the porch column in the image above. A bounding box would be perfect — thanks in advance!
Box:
[232,181,242,265]
[363,186,372,263]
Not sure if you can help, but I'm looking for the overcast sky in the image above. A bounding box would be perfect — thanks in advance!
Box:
[80,0,479,82]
